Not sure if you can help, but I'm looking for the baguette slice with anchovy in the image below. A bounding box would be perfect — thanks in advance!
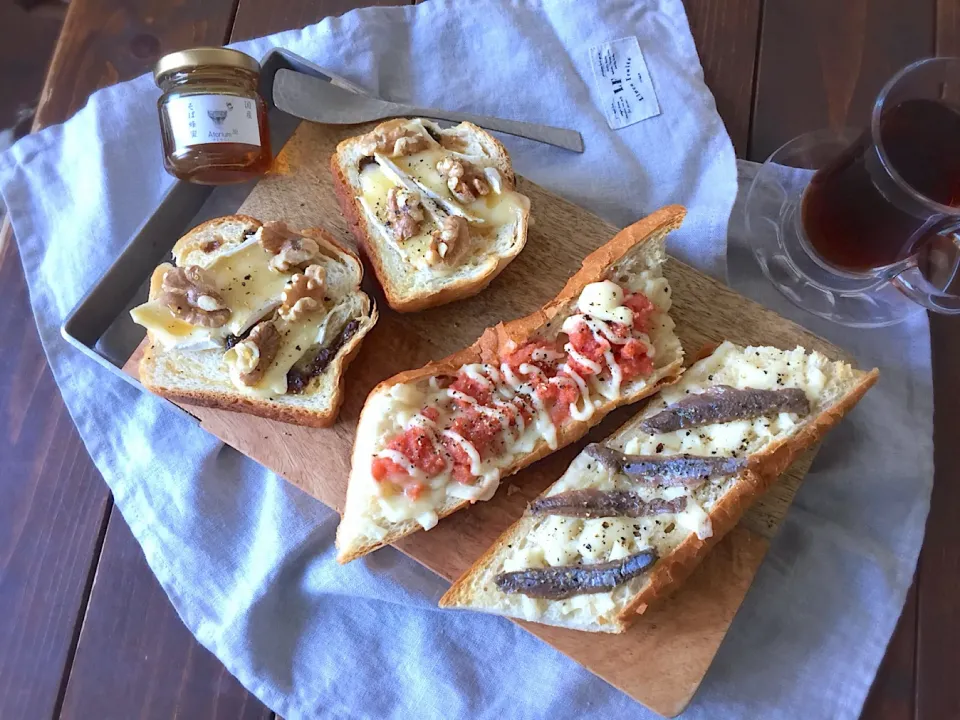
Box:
[440,341,878,632]
[130,215,377,427]
[332,118,531,312]
[336,206,687,563]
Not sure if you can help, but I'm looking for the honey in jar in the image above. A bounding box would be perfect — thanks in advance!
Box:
[154,47,272,184]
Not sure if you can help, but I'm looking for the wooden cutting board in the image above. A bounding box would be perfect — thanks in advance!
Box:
[127,122,842,717]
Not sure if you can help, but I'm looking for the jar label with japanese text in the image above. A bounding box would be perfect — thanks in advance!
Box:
[164,93,262,148]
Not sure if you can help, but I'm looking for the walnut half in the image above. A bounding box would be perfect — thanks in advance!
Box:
[258,221,295,253]
[359,123,429,157]
[158,266,230,328]
[231,321,280,386]
[279,265,327,322]
[259,221,321,273]
[386,187,425,241]
[426,216,469,266]
[436,157,490,204]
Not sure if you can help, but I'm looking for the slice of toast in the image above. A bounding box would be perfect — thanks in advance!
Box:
[130,215,377,427]
[335,206,688,563]
[440,341,879,632]
[332,118,531,312]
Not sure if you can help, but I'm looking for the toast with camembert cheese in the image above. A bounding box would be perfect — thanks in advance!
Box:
[130,215,377,427]
[440,341,878,632]
[336,206,687,563]
[332,118,531,312]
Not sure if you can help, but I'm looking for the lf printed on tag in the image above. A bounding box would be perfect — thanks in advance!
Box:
[589,36,662,130]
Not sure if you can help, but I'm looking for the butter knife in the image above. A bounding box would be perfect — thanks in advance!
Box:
[272,68,584,153]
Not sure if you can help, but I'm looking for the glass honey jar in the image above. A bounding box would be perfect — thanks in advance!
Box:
[154,47,272,184]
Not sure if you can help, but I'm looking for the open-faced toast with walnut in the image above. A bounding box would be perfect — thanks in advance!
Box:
[331,118,531,312]
[130,215,377,427]
[440,341,878,633]
[335,206,687,563]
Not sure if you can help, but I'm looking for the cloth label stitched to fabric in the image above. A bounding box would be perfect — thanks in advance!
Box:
[588,36,661,130]
[164,94,262,149]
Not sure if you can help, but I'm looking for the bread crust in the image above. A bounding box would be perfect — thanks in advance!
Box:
[330,119,530,313]
[171,214,263,263]
[439,359,880,632]
[613,365,879,628]
[335,206,687,563]
[138,218,378,427]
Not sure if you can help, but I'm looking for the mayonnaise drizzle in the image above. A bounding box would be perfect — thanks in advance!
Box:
[565,345,603,374]
[559,368,594,421]
[441,429,484,476]
[584,317,632,345]
[532,348,565,363]
[405,413,438,431]
[373,280,657,521]
[602,349,623,398]
[463,364,497,387]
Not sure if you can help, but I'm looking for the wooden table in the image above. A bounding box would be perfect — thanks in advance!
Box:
[1,1,957,718]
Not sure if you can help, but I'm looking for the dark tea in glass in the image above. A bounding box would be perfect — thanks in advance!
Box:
[744,57,960,324]
[802,98,960,272]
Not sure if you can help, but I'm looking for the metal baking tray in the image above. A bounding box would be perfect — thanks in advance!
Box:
[60,49,368,417]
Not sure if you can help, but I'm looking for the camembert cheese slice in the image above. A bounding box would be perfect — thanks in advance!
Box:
[131,230,289,349]
[356,144,529,272]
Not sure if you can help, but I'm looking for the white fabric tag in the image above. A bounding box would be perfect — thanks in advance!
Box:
[588,36,661,129]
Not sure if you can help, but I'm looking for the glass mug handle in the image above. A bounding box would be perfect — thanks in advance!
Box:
[892,222,960,314]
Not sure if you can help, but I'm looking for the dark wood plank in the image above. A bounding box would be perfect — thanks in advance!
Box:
[231,0,408,41]
[0,3,64,131]
[59,512,273,720]
[917,14,960,717]
[0,237,111,720]
[938,0,960,54]
[750,0,934,161]
[862,582,917,720]
[751,3,940,720]
[0,1,275,718]
[916,311,960,720]
[34,0,239,129]
[682,0,762,156]
[0,8,100,716]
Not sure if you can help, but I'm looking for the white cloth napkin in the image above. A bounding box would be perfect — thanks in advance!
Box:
[0,1,932,719]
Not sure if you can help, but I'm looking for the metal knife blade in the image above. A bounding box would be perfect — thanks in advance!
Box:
[273,69,584,152]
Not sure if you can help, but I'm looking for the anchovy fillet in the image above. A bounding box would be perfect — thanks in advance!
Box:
[584,444,747,486]
[495,550,658,599]
[286,319,360,394]
[529,489,686,518]
[639,385,810,434]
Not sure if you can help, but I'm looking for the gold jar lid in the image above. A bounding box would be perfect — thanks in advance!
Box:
[154,47,260,82]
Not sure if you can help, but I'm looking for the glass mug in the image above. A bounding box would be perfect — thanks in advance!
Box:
[746,57,960,325]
